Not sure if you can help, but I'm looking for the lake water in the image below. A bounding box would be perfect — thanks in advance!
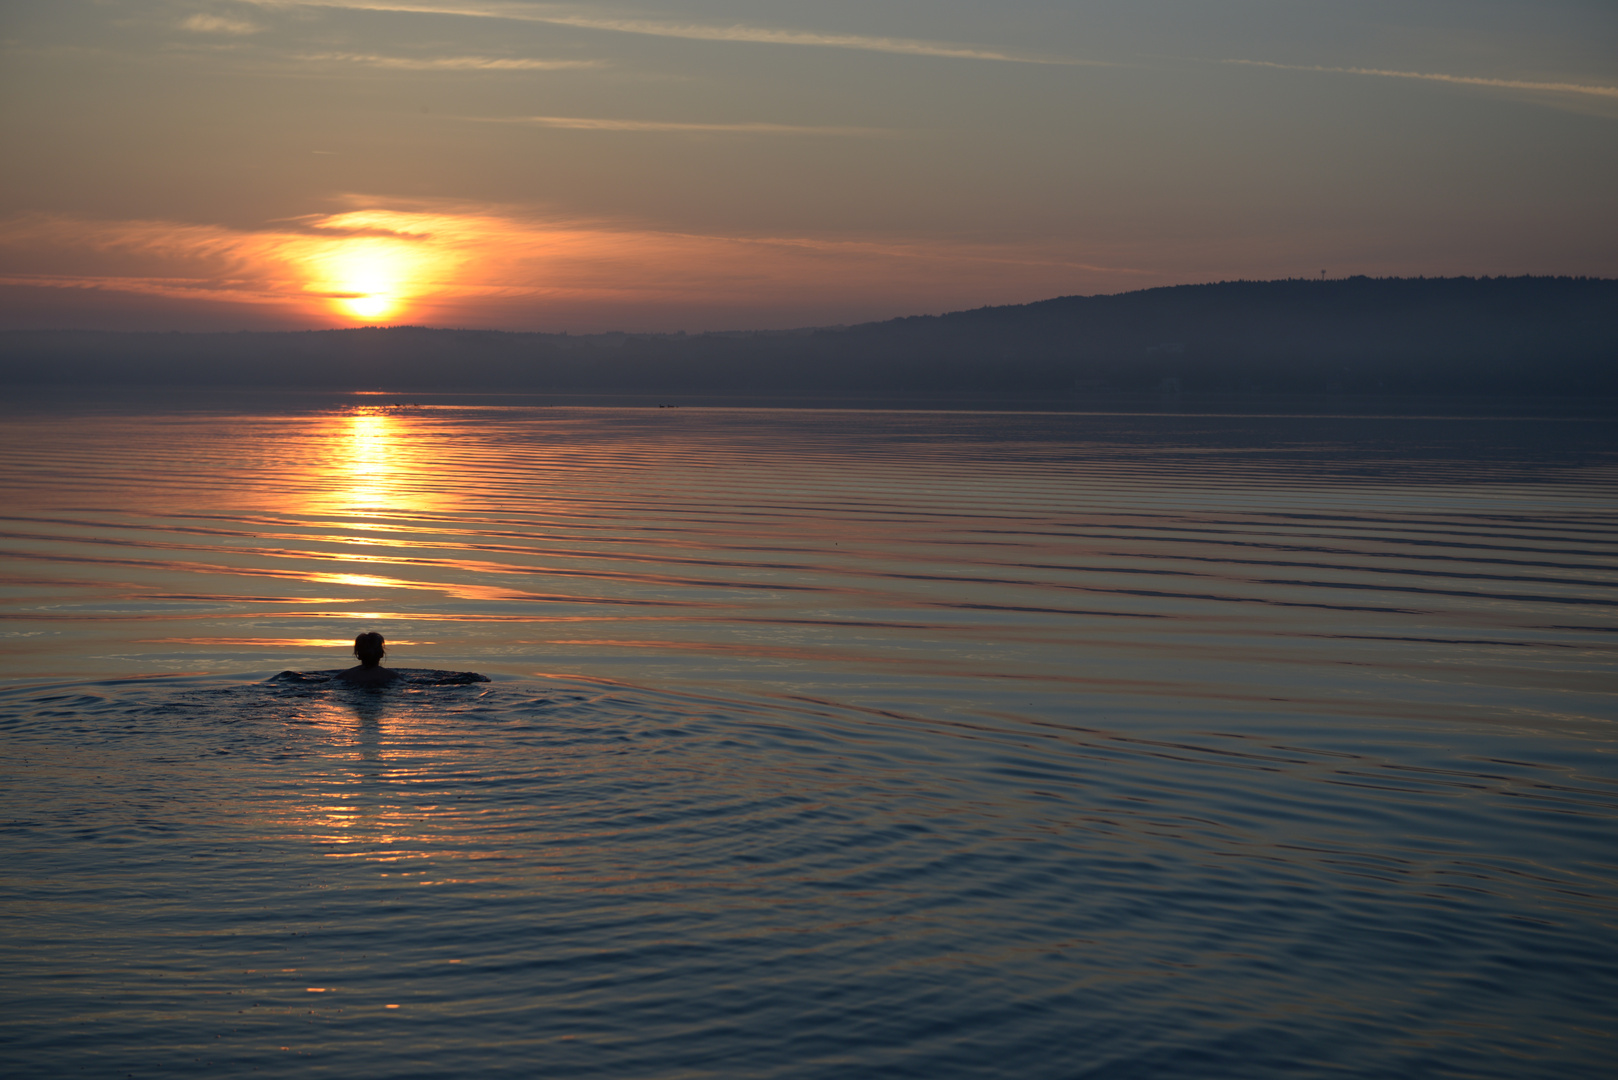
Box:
[2,399,1616,1078]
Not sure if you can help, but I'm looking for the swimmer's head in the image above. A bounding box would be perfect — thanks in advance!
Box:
[353,632,386,667]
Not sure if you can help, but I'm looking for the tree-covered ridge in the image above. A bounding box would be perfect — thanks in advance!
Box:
[5,276,1615,397]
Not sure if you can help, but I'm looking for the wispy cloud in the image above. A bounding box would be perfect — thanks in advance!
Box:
[1221,58,1618,101]
[475,115,886,135]
[489,11,1069,64]
[182,13,263,35]
[244,1,1081,64]
[298,51,600,70]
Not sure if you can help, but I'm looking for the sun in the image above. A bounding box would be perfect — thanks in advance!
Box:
[290,210,467,325]
[330,244,406,321]
[343,292,396,320]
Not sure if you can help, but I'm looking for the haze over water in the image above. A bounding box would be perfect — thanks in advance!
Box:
[2,400,1616,1078]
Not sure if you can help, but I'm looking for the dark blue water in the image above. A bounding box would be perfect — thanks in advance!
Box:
[2,404,1615,1077]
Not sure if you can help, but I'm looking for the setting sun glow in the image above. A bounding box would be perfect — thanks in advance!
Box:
[325,240,411,322]
[287,213,470,325]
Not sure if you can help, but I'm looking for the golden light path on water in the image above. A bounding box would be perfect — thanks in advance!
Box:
[1,402,1616,1078]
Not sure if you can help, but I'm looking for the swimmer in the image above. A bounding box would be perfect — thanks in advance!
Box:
[334,631,403,686]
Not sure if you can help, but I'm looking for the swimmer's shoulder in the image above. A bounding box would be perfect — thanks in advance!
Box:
[334,665,403,686]
[412,669,490,685]
[275,667,486,686]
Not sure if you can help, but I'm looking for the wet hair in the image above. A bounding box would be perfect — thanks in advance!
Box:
[353,632,387,667]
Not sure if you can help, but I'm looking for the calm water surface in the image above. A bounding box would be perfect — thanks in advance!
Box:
[1,401,1615,1078]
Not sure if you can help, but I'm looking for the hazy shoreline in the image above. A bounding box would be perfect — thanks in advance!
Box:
[5,386,1616,420]
[5,278,1615,405]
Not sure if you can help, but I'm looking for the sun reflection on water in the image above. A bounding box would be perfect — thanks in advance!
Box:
[305,408,457,523]
[345,412,396,517]
[289,408,469,649]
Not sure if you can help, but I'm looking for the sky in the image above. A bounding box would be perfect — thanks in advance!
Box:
[1,0,1615,332]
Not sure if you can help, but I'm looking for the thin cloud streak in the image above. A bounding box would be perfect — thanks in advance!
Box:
[298,52,600,70]
[0,273,286,303]
[724,235,1148,277]
[473,115,887,135]
[245,1,1083,64]
[510,12,1074,64]
[1221,58,1618,100]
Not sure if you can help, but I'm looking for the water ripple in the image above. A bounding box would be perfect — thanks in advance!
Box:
[1,405,1615,1078]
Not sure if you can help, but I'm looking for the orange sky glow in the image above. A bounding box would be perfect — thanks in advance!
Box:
[1,1,1613,332]
[0,204,1167,330]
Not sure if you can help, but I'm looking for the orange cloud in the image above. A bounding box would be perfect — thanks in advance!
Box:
[0,203,1152,330]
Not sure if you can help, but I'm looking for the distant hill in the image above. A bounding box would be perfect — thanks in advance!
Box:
[4,276,1615,400]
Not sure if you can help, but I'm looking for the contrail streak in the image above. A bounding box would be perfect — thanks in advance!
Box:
[1221,58,1618,100]
[244,1,1087,64]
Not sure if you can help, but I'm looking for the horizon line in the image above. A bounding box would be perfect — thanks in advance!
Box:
[3,273,1613,338]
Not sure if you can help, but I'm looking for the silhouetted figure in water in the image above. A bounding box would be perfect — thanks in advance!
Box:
[270,631,488,686]
[335,631,404,686]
